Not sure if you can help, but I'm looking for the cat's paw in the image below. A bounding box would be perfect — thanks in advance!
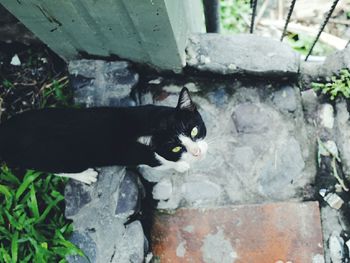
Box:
[174,161,190,173]
[78,168,98,185]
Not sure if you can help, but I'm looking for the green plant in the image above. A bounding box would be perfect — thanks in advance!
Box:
[2,80,13,90]
[40,77,72,108]
[312,69,350,100]
[286,33,334,56]
[220,0,250,33]
[0,165,84,262]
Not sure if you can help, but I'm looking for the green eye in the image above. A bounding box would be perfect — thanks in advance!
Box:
[172,146,182,153]
[191,127,198,138]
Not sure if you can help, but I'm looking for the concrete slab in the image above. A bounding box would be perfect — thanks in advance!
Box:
[151,202,324,263]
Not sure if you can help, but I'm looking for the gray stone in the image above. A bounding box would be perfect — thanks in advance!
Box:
[115,171,141,218]
[321,46,350,78]
[272,86,298,112]
[258,137,305,198]
[65,180,92,218]
[67,232,96,263]
[335,101,350,180]
[319,104,334,129]
[65,166,145,263]
[186,33,300,76]
[301,89,318,123]
[69,60,139,107]
[232,103,271,134]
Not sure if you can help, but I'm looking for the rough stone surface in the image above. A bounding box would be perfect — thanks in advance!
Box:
[139,82,315,208]
[115,170,142,219]
[335,100,350,181]
[65,180,93,218]
[186,33,300,76]
[66,167,144,263]
[67,232,97,263]
[321,46,350,78]
[69,59,139,107]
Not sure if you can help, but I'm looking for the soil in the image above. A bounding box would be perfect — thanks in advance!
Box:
[0,42,70,122]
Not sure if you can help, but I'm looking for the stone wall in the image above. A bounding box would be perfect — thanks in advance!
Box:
[66,34,350,263]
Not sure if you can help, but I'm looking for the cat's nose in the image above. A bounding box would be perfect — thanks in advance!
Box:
[191,147,201,157]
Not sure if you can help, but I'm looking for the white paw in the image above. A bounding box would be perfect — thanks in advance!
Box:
[77,168,98,185]
[174,161,190,173]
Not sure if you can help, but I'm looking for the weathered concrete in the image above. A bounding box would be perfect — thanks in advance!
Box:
[0,0,205,71]
[186,34,300,76]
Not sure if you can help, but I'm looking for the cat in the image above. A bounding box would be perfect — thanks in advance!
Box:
[0,87,208,184]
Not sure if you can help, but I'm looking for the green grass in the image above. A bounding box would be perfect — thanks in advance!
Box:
[0,165,84,262]
[312,69,350,100]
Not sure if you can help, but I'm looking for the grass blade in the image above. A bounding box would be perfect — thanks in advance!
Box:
[29,185,40,219]
[11,231,19,263]
[15,171,41,201]
[0,184,12,200]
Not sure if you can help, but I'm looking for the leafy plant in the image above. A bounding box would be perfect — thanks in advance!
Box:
[0,165,84,262]
[220,0,250,33]
[312,69,350,100]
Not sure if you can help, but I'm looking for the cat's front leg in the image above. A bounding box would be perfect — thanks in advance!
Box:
[154,153,190,173]
[55,168,98,185]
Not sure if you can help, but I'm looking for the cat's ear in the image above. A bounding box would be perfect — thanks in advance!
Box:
[177,87,196,111]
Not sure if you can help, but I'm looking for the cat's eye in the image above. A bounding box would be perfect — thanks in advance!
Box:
[191,127,198,138]
[172,146,182,153]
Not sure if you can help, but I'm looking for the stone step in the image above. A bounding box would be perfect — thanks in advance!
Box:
[151,201,324,263]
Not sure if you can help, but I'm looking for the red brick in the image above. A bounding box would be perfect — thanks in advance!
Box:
[151,202,324,263]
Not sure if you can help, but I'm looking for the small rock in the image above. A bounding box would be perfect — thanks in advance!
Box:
[115,171,141,218]
[324,193,344,210]
[124,221,145,263]
[232,103,270,134]
[67,231,97,263]
[10,54,21,66]
[319,189,327,197]
[272,86,297,112]
[148,77,162,84]
[329,231,344,263]
[301,89,318,123]
[319,104,334,129]
[64,180,92,218]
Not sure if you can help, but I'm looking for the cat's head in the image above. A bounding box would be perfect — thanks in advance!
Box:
[152,87,208,165]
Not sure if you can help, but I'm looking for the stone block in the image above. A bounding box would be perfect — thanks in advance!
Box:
[186,34,300,76]
[69,60,139,107]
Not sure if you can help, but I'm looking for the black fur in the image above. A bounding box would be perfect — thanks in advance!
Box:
[0,88,206,173]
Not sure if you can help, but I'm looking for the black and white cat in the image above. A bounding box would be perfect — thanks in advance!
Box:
[0,88,208,184]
